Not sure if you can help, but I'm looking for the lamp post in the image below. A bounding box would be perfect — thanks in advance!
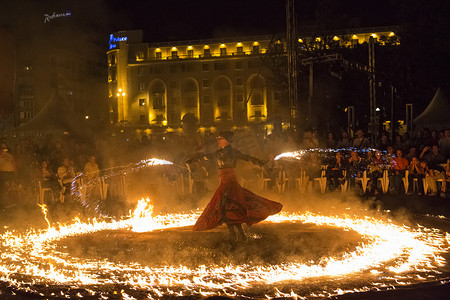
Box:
[116,88,126,122]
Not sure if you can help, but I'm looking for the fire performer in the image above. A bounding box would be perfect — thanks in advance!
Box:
[186,131,282,242]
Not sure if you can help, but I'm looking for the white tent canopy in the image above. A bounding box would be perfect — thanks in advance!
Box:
[414,88,450,130]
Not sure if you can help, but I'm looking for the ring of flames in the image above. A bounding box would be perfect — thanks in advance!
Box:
[1,197,449,298]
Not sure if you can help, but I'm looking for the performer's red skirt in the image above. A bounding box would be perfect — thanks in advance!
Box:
[193,168,282,231]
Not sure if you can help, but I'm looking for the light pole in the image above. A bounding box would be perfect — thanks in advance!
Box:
[116,88,126,122]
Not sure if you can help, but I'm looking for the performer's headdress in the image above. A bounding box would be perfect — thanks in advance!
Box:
[217,131,234,143]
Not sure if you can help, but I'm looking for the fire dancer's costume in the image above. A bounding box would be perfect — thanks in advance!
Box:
[187,132,282,240]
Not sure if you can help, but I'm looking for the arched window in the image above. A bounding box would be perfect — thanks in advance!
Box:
[151,82,165,110]
[214,78,231,107]
[181,80,198,108]
[249,76,265,105]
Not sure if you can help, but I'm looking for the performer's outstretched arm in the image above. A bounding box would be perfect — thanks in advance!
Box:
[235,149,267,166]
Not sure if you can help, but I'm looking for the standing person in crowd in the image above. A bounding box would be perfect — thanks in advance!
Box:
[325,132,337,149]
[389,149,409,194]
[405,146,418,161]
[407,157,424,195]
[84,155,100,182]
[0,142,16,207]
[83,155,101,202]
[438,129,450,159]
[186,131,282,243]
[301,130,320,149]
[353,129,370,149]
[394,135,405,151]
[420,145,446,172]
[337,130,351,148]
[377,134,391,151]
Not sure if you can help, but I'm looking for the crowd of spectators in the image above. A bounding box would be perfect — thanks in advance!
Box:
[0,126,449,218]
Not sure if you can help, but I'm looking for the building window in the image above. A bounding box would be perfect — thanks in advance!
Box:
[204,48,211,57]
[251,93,263,105]
[235,61,243,69]
[155,51,162,59]
[236,46,243,55]
[218,95,229,107]
[139,82,145,91]
[170,81,177,89]
[136,52,144,61]
[187,49,194,58]
[139,115,147,123]
[235,77,243,86]
[236,94,244,102]
[171,50,178,59]
[252,45,260,54]
[220,47,227,56]
[185,95,196,108]
[214,62,227,71]
[203,95,210,104]
[108,54,116,66]
[153,97,165,109]
[202,64,210,71]
[181,64,193,72]
[138,66,144,75]
[139,99,146,106]
[170,65,177,73]
[202,79,210,88]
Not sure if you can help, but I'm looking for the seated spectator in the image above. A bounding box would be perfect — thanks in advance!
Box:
[305,154,322,180]
[353,129,370,149]
[38,160,60,200]
[384,146,396,164]
[367,150,384,195]
[421,160,438,196]
[347,151,363,186]
[57,158,76,201]
[389,149,409,194]
[326,151,347,191]
[337,130,351,148]
[407,157,424,195]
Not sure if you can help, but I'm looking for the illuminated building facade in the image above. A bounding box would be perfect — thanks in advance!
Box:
[107,27,398,132]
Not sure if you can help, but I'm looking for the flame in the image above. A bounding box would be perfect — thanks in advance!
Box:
[37,204,51,229]
[0,198,449,298]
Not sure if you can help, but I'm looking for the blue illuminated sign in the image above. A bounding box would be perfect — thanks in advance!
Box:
[109,34,128,50]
